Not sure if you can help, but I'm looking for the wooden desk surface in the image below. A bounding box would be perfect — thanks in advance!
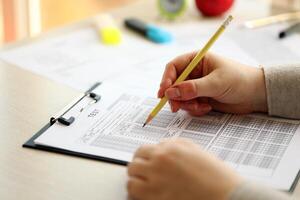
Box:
[0,61,128,200]
[0,0,299,199]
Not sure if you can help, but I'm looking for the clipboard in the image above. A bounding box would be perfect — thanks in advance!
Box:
[22,82,127,166]
[22,82,300,193]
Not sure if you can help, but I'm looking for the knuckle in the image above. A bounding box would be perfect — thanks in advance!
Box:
[164,144,177,154]
[160,79,171,89]
[157,144,179,159]
[154,149,172,164]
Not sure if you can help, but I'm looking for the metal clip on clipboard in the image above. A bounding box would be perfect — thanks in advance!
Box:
[50,83,101,126]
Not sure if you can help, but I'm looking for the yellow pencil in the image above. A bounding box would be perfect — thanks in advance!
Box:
[143,15,233,127]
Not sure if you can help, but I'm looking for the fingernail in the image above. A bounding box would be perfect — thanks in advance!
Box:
[166,88,181,99]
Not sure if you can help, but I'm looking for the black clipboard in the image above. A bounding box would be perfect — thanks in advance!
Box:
[22,82,300,193]
[22,82,128,166]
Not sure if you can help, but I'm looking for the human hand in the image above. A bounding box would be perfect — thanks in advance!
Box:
[127,138,243,200]
[158,52,268,116]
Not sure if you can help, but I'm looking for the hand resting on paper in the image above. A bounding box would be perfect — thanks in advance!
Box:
[127,138,242,200]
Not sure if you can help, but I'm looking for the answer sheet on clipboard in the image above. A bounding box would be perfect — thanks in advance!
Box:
[34,83,300,191]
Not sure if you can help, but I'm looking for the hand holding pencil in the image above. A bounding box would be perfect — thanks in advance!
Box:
[144,15,269,126]
[143,16,234,126]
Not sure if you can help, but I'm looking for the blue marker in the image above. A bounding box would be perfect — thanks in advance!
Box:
[124,18,173,44]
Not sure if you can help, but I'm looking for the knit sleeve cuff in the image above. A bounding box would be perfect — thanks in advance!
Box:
[263,64,300,119]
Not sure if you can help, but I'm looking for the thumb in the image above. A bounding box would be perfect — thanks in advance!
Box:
[165,73,221,101]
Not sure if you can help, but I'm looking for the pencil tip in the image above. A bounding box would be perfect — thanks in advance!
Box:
[143,115,153,128]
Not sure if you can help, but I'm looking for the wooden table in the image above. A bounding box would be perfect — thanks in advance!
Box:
[0,0,299,199]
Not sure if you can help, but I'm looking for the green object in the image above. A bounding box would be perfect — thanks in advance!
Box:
[158,0,188,20]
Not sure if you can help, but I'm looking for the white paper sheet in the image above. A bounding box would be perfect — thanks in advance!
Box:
[34,83,300,191]
[1,23,300,92]
[0,23,260,91]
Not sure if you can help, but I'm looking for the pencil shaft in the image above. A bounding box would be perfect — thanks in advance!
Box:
[145,16,233,125]
[148,96,168,119]
[175,27,225,84]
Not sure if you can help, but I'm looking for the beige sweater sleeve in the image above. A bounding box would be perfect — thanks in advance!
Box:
[230,65,300,200]
[263,64,300,119]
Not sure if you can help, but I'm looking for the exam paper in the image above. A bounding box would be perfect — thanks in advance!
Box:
[34,83,300,191]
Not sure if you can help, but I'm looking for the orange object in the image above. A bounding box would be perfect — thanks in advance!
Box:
[2,0,16,42]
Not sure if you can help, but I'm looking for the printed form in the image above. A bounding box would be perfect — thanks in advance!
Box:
[34,83,300,191]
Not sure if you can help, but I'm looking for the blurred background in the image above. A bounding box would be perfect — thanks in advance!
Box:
[0,0,138,45]
[0,0,299,45]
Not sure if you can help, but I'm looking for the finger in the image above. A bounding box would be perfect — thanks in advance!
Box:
[187,108,212,117]
[158,52,197,98]
[127,177,147,200]
[165,72,221,101]
[162,52,198,83]
[179,102,212,113]
[158,79,172,98]
[134,144,156,160]
[168,100,180,113]
[128,157,150,179]
[209,99,253,114]
[177,99,198,111]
